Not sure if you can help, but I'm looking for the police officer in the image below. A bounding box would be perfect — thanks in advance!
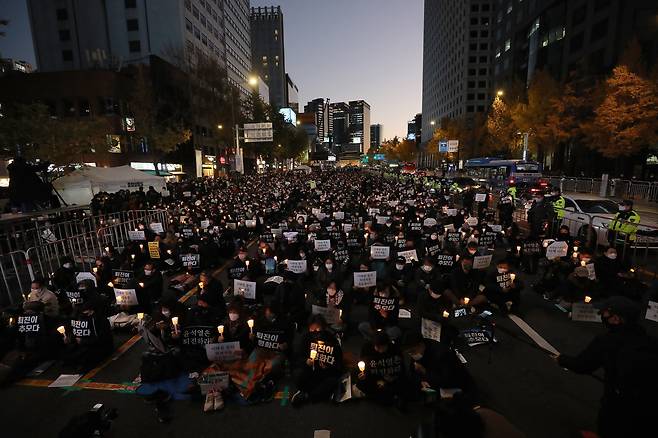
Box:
[555,296,657,438]
[549,188,566,221]
[506,182,517,203]
[609,200,640,242]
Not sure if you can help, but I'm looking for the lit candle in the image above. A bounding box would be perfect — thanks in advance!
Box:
[247,319,254,333]
[339,309,343,319]
[572,252,578,258]
[310,349,317,360]
[107,281,114,288]
[139,244,144,250]
[630,268,635,273]
[171,317,179,334]
[358,361,366,372]
[543,241,549,248]
[116,295,122,304]
[217,325,224,335]
[137,312,144,320]
[167,249,172,255]
[105,246,110,253]
[262,248,267,254]
[199,282,204,289]
[516,245,521,252]
[245,260,250,268]
[93,267,98,273]
[510,273,516,282]
[442,310,450,318]
[584,296,592,304]
[131,254,135,260]
[580,260,586,267]
[463,297,470,305]
[274,256,277,262]
[8,317,14,326]
[573,246,579,253]
[455,254,460,261]
[57,326,66,336]
[138,282,144,288]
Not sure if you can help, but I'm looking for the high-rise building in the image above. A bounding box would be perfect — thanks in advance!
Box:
[250,6,287,108]
[303,98,329,148]
[370,124,384,152]
[26,0,252,94]
[328,102,350,150]
[348,100,371,155]
[407,113,422,143]
[491,0,658,90]
[421,0,494,143]
[286,74,299,112]
[0,59,33,75]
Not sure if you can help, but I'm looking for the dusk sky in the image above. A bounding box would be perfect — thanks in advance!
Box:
[0,0,423,139]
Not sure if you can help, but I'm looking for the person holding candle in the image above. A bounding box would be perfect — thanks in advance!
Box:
[24,277,59,317]
[217,302,251,353]
[310,280,350,334]
[135,262,163,312]
[358,282,402,342]
[291,315,343,407]
[484,260,523,315]
[62,298,114,372]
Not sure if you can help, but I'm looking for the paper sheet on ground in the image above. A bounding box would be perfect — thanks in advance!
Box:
[48,374,82,388]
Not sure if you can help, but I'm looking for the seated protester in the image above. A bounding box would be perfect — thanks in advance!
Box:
[484,260,523,315]
[354,331,406,407]
[150,296,187,348]
[198,271,226,319]
[135,262,163,311]
[350,262,376,304]
[390,256,413,304]
[402,332,473,400]
[218,302,251,353]
[369,244,391,283]
[291,315,343,407]
[0,301,62,384]
[274,271,307,331]
[310,280,350,333]
[50,257,77,309]
[450,258,485,306]
[414,257,440,301]
[314,256,342,291]
[358,282,401,342]
[460,241,479,260]
[63,299,114,372]
[179,292,222,371]
[417,279,459,345]
[594,247,624,298]
[563,266,594,305]
[228,246,250,281]
[24,278,59,317]
[555,225,573,245]
[65,279,103,317]
[93,257,115,303]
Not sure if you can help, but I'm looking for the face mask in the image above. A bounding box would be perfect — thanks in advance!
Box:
[410,353,423,361]
[31,288,39,294]
[497,268,508,274]
[144,270,152,276]
[63,263,72,269]
[229,313,239,321]
[325,263,333,271]
[162,309,171,318]
[422,265,433,272]
[606,253,617,260]
[313,265,320,272]
[429,291,441,299]
[396,264,405,270]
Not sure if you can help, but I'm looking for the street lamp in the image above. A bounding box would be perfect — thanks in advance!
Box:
[248,76,258,87]
[217,124,223,130]
[497,90,504,97]
[430,120,436,126]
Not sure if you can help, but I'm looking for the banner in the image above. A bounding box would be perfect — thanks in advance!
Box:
[182,326,215,347]
[180,253,200,268]
[473,254,493,270]
[148,242,160,259]
[370,245,390,260]
[397,249,418,263]
[314,240,331,252]
[112,270,133,287]
[353,271,377,288]
[546,241,568,260]
[205,342,242,362]
[255,330,283,350]
[128,230,145,241]
[233,279,256,300]
[309,340,338,366]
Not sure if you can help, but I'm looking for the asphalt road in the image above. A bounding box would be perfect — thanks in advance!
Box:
[2,246,657,438]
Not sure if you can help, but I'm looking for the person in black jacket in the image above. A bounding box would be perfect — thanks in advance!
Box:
[135,262,163,312]
[555,296,657,438]
[62,299,114,372]
[527,192,554,238]
[274,271,307,331]
[197,271,226,319]
[358,282,401,341]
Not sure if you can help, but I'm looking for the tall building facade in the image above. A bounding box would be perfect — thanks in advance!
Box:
[491,0,658,90]
[303,98,329,147]
[370,124,383,152]
[329,102,351,149]
[348,100,371,155]
[421,0,493,143]
[250,6,287,108]
[27,0,252,94]
[286,74,299,112]
[407,113,422,143]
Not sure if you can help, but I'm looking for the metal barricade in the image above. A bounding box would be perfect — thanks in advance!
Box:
[0,250,31,306]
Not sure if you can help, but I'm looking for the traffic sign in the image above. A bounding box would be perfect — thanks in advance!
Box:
[439,140,448,153]
[448,140,459,153]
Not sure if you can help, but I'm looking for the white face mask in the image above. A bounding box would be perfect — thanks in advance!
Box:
[606,253,617,260]
[313,265,320,272]
[229,313,239,321]
[162,309,171,318]
[238,253,246,261]
[325,263,333,271]
[430,234,438,240]
[396,264,405,270]
[497,268,508,274]
[422,265,433,272]
[144,270,152,276]
[31,288,39,294]
[63,263,73,269]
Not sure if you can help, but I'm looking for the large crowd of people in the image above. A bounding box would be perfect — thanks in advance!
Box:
[1,168,656,438]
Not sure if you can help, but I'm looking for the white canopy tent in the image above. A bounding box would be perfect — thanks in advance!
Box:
[53,165,167,206]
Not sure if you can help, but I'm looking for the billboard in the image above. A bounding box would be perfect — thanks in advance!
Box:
[244,123,273,143]
[279,108,297,126]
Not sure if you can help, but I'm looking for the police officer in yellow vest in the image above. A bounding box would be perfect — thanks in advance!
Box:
[550,188,566,220]
[610,200,641,241]
[506,183,517,202]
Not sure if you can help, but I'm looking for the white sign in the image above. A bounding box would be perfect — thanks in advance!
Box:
[398,308,412,319]
[283,231,299,241]
[370,245,390,260]
[311,305,340,325]
[245,220,257,228]
[586,263,596,280]
[149,222,164,233]
[447,209,457,216]
[75,272,97,287]
[287,259,307,274]
[333,212,345,220]
[353,271,377,288]
[473,254,493,270]
[368,208,380,216]
[421,318,442,342]
[128,230,145,241]
[244,122,273,143]
[312,208,321,217]
[489,224,502,232]
[343,223,353,233]
[466,217,479,227]
[205,342,242,362]
[200,220,210,229]
[448,139,459,153]
[233,279,256,300]
[423,218,438,227]
[271,228,283,237]
[571,303,602,323]
[646,301,658,323]
[314,240,331,252]
[397,249,418,263]
[546,241,569,260]
[376,216,390,225]
[475,193,487,202]
[114,288,138,306]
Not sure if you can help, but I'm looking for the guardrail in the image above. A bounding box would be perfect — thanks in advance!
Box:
[0,209,170,307]
[546,177,658,202]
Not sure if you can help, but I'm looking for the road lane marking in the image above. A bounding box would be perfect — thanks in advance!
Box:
[508,314,560,356]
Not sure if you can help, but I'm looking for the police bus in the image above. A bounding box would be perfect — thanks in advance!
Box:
[464,158,543,188]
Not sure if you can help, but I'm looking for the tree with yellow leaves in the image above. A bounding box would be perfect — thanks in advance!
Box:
[587,65,658,158]
[381,136,417,162]
[486,95,516,154]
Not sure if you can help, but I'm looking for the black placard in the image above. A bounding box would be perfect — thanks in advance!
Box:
[255,330,284,351]
[436,254,455,267]
[446,232,461,243]
[180,254,200,268]
[373,296,398,312]
[17,315,41,333]
[181,326,214,347]
[71,318,96,338]
[112,270,133,287]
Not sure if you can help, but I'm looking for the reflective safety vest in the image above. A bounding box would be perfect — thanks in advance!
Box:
[507,186,517,200]
[552,196,566,219]
[610,210,641,240]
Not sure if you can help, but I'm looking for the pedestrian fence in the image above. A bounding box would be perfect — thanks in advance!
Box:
[546,177,658,202]
[0,209,169,307]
